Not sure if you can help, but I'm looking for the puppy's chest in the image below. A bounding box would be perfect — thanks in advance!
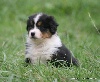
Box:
[30,44,58,60]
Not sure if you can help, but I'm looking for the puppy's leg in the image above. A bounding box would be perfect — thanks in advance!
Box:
[25,58,31,63]
[24,58,31,67]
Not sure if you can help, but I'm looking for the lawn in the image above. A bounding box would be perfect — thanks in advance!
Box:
[0,0,100,82]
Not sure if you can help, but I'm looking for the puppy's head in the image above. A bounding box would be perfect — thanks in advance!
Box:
[26,13,58,39]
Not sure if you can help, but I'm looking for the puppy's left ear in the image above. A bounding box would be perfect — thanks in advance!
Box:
[46,16,59,34]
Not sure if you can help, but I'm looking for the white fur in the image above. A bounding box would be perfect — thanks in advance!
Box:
[34,13,42,23]
[25,34,62,64]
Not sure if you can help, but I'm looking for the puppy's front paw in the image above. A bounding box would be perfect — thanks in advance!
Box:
[25,58,31,63]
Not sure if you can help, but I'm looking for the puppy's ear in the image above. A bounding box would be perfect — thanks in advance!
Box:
[26,20,29,31]
[46,16,59,34]
[26,19,29,31]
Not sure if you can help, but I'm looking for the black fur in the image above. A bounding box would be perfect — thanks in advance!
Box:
[25,58,31,63]
[49,44,79,67]
[26,14,37,31]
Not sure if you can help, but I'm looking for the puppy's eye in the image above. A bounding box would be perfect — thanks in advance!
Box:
[37,21,42,26]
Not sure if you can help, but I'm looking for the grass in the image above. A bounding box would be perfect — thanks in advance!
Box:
[0,0,100,82]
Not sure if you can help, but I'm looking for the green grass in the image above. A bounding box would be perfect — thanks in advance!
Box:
[0,0,100,82]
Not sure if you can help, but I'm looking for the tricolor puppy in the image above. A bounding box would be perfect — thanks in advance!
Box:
[25,13,79,67]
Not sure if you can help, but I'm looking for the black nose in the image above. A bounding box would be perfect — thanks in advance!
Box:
[31,32,35,37]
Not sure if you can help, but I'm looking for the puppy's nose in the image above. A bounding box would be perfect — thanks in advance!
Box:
[31,32,35,37]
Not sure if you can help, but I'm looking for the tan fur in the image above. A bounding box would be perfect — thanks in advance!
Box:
[42,31,52,38]
[37,21,42,26]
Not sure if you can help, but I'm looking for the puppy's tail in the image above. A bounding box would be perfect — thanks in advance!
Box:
[72,57,79,67]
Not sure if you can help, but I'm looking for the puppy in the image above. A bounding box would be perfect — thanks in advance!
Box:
[25,13,79,67]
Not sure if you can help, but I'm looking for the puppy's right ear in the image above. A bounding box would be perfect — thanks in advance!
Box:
[26,18,34,31]
[26,19,29,31]
[26,18,31,31]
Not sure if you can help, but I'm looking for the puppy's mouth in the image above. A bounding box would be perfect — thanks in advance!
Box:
[31,36,38,39]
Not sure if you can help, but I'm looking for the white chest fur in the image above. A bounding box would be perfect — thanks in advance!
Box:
[25,34,62,64]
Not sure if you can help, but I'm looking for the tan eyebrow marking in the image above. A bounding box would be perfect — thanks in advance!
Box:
[37,21,42,26]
